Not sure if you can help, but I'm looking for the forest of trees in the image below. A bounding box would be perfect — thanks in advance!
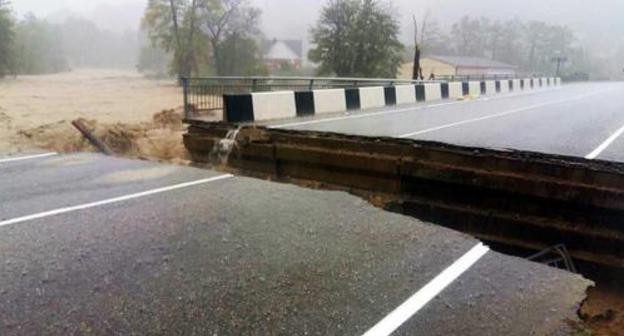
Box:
[0,1,138,77]
[411,15,589,76]
[0,0,606,80]
[0,0,14,76]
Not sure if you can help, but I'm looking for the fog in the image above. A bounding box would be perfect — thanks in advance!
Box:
[13,0,145,33]
[14,0,624,44]
[8,0,624,78]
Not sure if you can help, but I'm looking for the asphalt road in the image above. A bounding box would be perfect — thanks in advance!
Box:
[270,82,624,162]
[0,153,590,335]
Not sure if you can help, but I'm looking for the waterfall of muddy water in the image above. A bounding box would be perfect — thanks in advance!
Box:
[209,127,242,165]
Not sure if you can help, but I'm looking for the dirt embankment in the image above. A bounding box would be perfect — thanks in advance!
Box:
[16,109,190,164]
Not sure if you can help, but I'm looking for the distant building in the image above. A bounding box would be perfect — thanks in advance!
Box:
[400,55,517,79]
[262,39,304,71]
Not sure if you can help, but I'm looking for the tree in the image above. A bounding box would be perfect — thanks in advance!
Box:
[214,32,265,75]
[451,16,487,57]
[199,0,262,75]
[142,0,262,77]
[58,17,138,69]
[309,0,404,78]
[419,19,452,56]
[494,19,525,66]
[0,0,14,77]
[13,14,68,75]
[137,44,172,77]
[142,0,202,77]
[412,14,423,80]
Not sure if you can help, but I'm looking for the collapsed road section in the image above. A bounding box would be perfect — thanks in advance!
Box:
[184,120,624,268]
[0,153,591,335]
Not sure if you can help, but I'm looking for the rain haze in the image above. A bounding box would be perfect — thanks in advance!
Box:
[3,1,624,335]
[12,0,624,42]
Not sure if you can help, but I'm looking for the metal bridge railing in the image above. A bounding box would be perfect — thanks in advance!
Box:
[436,74,517,82]
[181,75,522,120]
[182,76,441,120]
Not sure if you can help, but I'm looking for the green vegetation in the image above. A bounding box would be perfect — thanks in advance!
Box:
[308,0,404,78]
[0,0,14,77]
[13,14,68,75]
[0,2,139,77]
[59,17,138,69]
[411,15,588,77]
[142,0,266,77]
[137,44,171,78]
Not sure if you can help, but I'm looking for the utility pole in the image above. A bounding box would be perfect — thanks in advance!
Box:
[551,56,567,77]
[412,15,422,80]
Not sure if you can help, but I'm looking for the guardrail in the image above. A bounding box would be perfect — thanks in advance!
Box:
[182,76,443,120]
[182,75,536,120]
[437,74,515,82]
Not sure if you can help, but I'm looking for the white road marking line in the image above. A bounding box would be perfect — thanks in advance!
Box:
[0,174,234,227]
[399,90,610,138]
[269,87,566,129]
[585,123,624,159]
[362,243,490,336]
[0,152,58,164]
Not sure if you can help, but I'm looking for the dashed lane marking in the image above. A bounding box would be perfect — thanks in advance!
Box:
[0,152,58,164]
[361,243,490,336]
[0,174,234,227]
[399,89,612,138]
[585,123,624,160]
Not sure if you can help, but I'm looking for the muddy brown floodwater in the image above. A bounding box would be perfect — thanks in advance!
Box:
[0,69,221,162]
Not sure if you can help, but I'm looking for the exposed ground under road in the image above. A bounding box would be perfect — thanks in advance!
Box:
[268,82,624,162]
[0,153,590,335]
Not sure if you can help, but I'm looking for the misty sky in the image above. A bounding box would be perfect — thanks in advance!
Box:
[12,0,624,48]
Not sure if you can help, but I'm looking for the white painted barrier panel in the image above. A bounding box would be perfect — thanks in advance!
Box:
[556,77,562,86]
[499,80,510,93]
[468,81,481,96]
[524,78,533,90]
[251,91,297,121]
[448,82,463,99]
[313,89,347,114]
[541,77,548,88]
[395,85,416,105]
[485,81,496,95]
[359,87,386,109]
[549,77,555,86]
[512,79,522,91]
[424,83,442,101]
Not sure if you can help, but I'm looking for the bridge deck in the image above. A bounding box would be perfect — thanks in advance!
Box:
[0,153,589,335]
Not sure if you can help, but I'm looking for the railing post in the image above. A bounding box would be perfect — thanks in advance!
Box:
[309,79,315,91]
[252,78,258,92]
[182,77,190,120]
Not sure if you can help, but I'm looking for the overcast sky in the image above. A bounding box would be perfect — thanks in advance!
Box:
[11,0,624,48]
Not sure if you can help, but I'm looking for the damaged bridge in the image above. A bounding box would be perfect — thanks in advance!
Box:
[185,121,624,268]
[180,80,624,334]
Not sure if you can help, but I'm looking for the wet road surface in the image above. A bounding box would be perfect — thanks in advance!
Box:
[0,153,590,335]
[269,82,624,163]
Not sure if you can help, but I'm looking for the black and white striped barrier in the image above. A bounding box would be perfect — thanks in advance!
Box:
[224,77,561,123]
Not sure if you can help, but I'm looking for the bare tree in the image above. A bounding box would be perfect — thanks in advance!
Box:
[412,15,423,80]
[143,0,201,77]
[199,0,260,75]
